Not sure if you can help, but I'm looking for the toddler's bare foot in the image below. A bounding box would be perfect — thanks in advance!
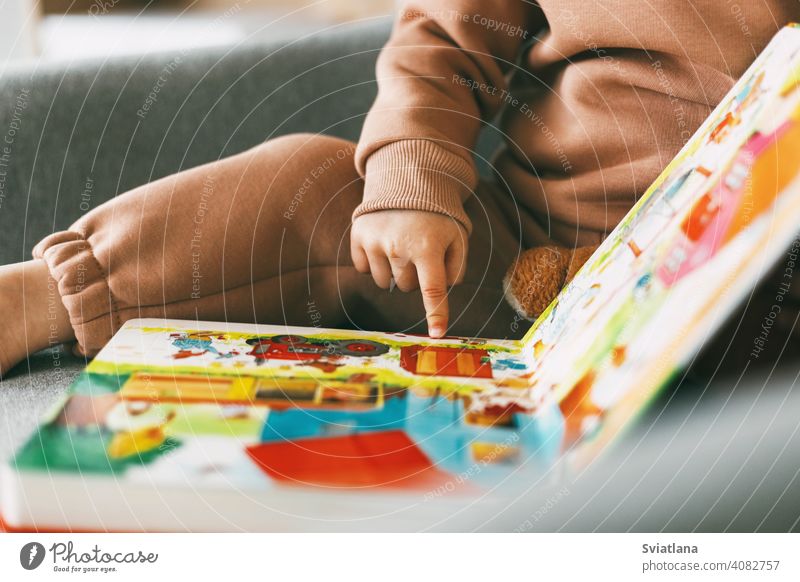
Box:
[0,260,73,378]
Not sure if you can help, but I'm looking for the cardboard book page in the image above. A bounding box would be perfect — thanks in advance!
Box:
[12,320,553,494]
[520,24,800,459]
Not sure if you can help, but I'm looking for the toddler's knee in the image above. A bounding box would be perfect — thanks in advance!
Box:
[251,133,357,166]
[247,133,361,222]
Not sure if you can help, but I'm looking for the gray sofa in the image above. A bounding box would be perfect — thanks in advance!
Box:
[1,20,798,531]
[0,20,390,266]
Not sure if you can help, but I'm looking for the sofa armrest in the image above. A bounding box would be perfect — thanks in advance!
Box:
[0,19,391,265]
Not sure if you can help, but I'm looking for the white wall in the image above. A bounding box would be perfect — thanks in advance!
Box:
[0,0,40,61]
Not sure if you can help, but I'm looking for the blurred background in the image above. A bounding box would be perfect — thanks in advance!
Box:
[0,0,395,61]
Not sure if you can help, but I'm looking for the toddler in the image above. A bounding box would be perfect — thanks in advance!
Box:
[0,0,795,376]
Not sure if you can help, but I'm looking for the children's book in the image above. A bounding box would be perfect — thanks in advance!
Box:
[4,25,800,532]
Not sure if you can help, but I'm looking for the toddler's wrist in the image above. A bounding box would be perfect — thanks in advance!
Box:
[355,140,474,234]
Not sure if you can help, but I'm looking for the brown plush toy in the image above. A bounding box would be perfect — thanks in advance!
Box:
[503,245,598,321]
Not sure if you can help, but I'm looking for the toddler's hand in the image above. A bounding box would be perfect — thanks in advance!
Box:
[351,210,467,338]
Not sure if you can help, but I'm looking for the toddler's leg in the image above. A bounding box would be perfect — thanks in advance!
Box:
[0,132,521,376]
[30,133,364,359]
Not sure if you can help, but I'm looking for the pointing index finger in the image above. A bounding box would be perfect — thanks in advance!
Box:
[416,254,450,338]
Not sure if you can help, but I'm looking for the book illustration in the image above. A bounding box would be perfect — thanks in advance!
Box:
[13,321,559,491]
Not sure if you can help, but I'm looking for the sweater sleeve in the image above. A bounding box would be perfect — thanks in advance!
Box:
[353,1,545,233]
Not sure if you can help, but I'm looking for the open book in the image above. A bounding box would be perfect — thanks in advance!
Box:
[4,25,800,532]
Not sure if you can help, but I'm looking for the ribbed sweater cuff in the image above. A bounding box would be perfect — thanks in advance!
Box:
[353,140,474,234]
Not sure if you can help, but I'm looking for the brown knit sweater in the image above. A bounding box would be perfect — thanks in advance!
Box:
[353,0,800,247]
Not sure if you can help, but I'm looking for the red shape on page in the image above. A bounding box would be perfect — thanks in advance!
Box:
[246,430,454,490]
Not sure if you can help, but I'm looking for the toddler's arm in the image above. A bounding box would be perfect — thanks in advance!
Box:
[351,1,545,336]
